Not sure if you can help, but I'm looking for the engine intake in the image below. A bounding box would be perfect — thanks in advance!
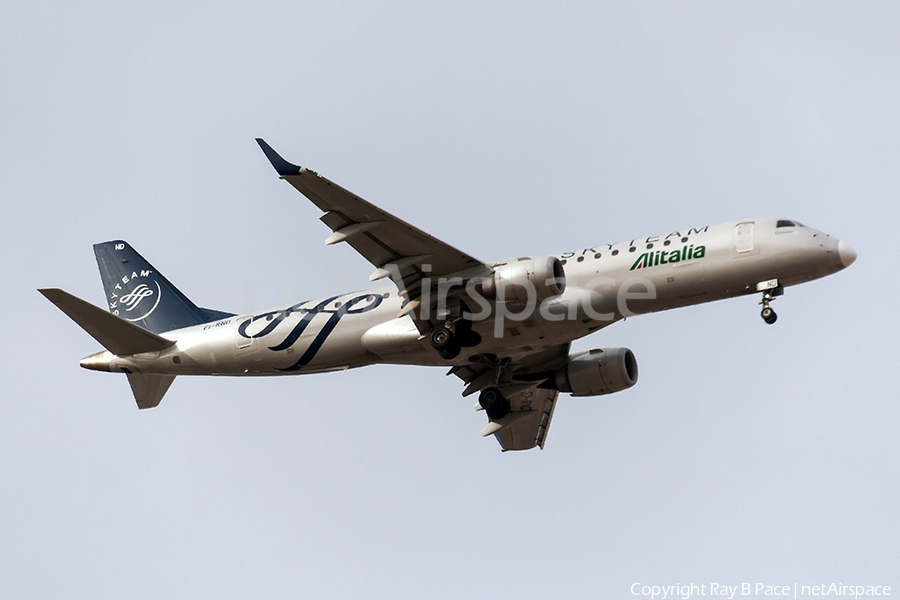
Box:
[555,348,638,397]
[482,256,566,304]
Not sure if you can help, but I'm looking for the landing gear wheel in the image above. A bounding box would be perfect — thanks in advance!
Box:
[479,387,511,420]
[430,327,454,350]
[431,326,460,359]
[758,286,781,325]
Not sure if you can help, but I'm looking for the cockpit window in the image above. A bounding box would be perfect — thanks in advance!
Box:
[776,220,796,228]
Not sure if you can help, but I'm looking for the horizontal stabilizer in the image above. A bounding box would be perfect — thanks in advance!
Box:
[38,288,175,356]
[127,373,175,409]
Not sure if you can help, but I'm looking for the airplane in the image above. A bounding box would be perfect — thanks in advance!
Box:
[38,139,858,451]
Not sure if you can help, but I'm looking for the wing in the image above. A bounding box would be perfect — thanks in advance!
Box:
[484,388,559,451]
[257,139,492,328]
[451,344,569,451]
[257,140,565,452]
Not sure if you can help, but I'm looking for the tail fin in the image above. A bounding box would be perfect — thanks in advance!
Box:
[94,240,233,334]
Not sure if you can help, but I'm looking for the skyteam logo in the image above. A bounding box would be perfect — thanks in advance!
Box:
[630,245,706,270]
[108,270,162,322]
[121,283,155,310]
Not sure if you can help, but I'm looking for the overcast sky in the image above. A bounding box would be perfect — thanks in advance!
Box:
[1,2,897,598]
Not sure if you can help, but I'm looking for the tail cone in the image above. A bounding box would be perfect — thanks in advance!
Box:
[80,351,113,372]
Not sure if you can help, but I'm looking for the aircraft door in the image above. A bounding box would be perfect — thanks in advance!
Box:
[735,222,754,253]
[235,318,258,354]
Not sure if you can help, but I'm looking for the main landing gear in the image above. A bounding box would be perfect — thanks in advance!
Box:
[430,326,460,359]
[429,317,482,360]
[478,386,511,420]
[758,282,783,325]
[475,357,512,420]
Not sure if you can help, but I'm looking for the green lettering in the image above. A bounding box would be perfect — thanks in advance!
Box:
[630,253,649,270]
[693,245,706,259]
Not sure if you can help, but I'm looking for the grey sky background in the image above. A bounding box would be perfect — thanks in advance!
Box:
[1,2,897,598]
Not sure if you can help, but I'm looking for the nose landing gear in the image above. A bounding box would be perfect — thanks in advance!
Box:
[757,280,783,325]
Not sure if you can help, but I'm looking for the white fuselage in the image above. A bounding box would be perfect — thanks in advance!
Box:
[81,218,852,377]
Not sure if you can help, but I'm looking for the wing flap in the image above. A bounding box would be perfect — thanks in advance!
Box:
[492,387,560,451]
[292,170,485,279]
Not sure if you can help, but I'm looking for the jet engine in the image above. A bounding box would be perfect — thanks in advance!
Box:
[555,348,638,397]
[481,256,566,304]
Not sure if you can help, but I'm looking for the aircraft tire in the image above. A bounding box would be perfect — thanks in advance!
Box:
[430,327,454,350]
[761,307,777,324]
[479,387,511,420]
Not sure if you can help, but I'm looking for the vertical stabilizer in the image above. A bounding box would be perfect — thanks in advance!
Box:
[94,241,233,334]
[126,373,176,409]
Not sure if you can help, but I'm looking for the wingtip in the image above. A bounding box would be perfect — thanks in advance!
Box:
[38,287,76,306]
[256,138,302,176]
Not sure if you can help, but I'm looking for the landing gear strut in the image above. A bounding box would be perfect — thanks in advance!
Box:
[430,313,481,360]
[758,285,783,325]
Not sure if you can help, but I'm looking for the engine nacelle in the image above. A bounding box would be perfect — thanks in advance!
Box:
[482,256,566,304]
[555,348,638,397]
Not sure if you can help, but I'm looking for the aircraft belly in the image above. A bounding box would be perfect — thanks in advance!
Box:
[361,317,430,362]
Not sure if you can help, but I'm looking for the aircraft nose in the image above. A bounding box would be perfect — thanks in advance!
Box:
[838,240,857,268]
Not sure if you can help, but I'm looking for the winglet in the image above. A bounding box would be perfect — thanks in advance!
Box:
[256,138,302,176]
